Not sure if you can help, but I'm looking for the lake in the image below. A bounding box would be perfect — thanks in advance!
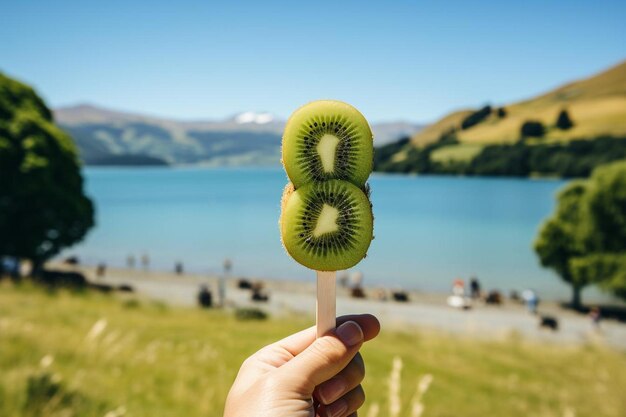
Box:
[67,167,599,301]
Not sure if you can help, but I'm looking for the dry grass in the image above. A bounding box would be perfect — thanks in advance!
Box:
[1,282,625,417]
[459,96,626,144]
[410,110,473,147]
[410,60,626,147]
[430,143,484,164]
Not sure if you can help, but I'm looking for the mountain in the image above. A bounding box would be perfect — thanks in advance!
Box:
[370,121,427,145]
[54,105,423,166]
[410,60,626,148]
[375,60,626,177]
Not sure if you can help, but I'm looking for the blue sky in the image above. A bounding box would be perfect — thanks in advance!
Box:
[2,1,625,123]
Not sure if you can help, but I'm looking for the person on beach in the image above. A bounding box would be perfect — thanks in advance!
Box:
[126,254,136,269]
[223,258,233,276]
[350,271,363,289]
[522,289,539,314]
[589,306,602,330]
[452,278,465,296]
[470,276,481,299]
[96,263,106,279]
[224,314,380,417]
[197,285,212,308]
[219,258,231,307]
[141,253,150,270]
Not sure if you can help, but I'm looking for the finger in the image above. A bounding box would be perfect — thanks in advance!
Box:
[336,315,380,340]
[316,410,357,417]
[315,353,364,404]
[239,315,379,387]
[274,314,381,357]
[317,385,365,417]
[316,411,357,417]
[278,320,364,390]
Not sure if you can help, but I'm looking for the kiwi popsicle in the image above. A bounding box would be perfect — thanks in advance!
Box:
[279,100,374,336]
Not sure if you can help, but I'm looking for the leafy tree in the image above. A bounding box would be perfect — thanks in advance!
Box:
[570,255,626,300]
[520,120,545,138]
[373,137,410,171]
[581,161,626,252]
[0,73,94,275]
[556,109,574,130]
[437,128,459,145]
[535,161,626,305]
[461,105,492,130]
[571,161,626,300]
[534,182,588,307]
[496,107,507,118]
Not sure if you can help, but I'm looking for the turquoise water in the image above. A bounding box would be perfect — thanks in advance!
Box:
[70,167,578,299]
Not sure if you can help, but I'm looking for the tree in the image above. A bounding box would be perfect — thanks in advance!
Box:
[570,255,626,300]
[461,105,492,130]
[571,161,626,300]
[496,107,507,118]
[581,161,626,253]
[534,181,589,307]
[534,161,626,305]
[556,109,574,130]
[0,73,94,274]
[520,120,545,138]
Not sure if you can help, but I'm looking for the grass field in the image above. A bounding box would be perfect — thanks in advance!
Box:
[430,143,484,164]
[1,282,626,417]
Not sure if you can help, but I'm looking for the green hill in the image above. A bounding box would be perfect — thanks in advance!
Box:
[376,60,626,177]
[413,60,626,147]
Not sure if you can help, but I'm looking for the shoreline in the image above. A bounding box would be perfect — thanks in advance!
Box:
[83,163,571,181]
[47,262,626,350]
[75,168,613,303]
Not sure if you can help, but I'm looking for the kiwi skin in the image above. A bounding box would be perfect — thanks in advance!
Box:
[282,100,373,189]
[280,182,295,215]
[280,179,373,271]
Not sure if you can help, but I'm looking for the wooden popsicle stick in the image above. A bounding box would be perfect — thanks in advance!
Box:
[316,270,337,338]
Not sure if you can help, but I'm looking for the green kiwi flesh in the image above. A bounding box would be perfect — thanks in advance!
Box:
[282,100,373,188]
[280,179,373,271]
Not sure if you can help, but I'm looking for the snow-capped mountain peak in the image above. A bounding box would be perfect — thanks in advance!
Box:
[235,111,275,125]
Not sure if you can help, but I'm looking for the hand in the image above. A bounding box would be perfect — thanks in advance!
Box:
[224,314,381,417]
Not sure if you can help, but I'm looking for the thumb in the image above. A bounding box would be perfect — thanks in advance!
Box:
[277,321,364,392]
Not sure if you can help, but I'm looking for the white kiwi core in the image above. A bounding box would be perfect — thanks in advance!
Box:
[316,134,340,173]
[312,203,339,237]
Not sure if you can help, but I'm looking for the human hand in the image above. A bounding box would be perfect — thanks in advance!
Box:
[224,314,381,417]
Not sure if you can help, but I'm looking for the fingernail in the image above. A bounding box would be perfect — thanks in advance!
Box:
[319,378,346,404]
[326,398,348,417]
[336,321,363,346]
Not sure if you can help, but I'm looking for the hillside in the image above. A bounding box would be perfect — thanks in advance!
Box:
[375,60,626,177]
[55,106,284,166]
[54,105,422,166]
[410,60,626,147]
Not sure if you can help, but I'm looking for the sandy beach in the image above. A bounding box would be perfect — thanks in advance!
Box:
[49,263,626,350]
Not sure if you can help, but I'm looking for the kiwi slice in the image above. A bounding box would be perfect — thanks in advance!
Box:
[282,100,373,188]
[280,179,373,271]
